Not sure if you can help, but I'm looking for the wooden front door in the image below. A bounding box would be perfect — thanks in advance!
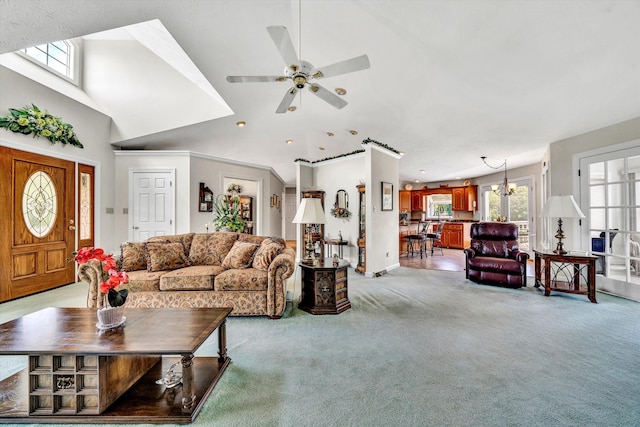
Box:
[0,147,76,302]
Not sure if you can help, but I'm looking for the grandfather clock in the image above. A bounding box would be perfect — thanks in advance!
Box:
[355,184,366,274]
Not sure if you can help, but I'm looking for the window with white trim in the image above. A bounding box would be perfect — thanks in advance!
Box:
[21,40,76,82]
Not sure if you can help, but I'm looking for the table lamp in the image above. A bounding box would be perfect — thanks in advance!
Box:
[292,198,326,264]
[541,195,585,254]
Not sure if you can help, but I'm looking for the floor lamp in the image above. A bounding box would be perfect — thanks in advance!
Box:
[541,195,585,254]
[292,198,326,265]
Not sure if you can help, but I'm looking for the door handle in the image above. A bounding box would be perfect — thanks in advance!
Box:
[133,226,139,230]
[68,225,76,231]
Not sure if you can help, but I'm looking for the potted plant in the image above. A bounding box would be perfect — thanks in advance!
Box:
[211,194,245,232]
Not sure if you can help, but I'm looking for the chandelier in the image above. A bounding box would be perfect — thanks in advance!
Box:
[481,156,516,196]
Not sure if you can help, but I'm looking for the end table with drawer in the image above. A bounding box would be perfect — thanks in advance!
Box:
[299,258,351,315]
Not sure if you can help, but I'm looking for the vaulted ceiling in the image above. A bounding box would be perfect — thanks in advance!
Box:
[2,0,639,185]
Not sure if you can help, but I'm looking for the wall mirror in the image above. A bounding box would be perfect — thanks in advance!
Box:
[331,189,351,218]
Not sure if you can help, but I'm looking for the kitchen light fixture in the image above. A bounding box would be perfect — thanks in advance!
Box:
[481,156,516,196]
[349,130,358,135]
[236,121,246,127]
[288,106,297,112]
[541,195,585,254]
[335,88,347,95]
[326,132,334,137]
[285,139,293,144]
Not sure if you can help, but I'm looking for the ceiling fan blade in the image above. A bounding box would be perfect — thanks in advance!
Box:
[276,87,298,114]
[308,84,348,109]
[312,54,370,79]
[226,75,286,83]
[267,26,299,67]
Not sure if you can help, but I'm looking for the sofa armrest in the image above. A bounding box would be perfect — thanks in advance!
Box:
[513,250,530,263]
[265,247,296,318]
[463,247,477,258]
[78,259,107,308]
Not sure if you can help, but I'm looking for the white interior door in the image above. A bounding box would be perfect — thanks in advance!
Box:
[130,170,175,241]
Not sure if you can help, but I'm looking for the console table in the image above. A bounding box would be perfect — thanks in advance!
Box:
[533,250,598,303]
[0,307,231,423]
[299,258,351,314]
[325,239,348,259]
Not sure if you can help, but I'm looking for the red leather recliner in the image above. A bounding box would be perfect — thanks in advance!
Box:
[464,222,529,288]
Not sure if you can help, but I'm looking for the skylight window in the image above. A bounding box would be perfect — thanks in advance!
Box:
[22,40,75,81]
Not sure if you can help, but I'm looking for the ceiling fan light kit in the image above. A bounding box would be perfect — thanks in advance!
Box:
[226,25,370,113]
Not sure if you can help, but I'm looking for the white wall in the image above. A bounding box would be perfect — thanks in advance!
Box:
[314,154,365,265]
[366,145,400,275]
[0,65,117,252]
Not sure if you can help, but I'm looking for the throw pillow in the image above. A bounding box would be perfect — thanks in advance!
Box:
[189,232,239,266]
[119,241,147,271]
[144,242,191,272]
[221,241,259,269]
[252,237,286,271]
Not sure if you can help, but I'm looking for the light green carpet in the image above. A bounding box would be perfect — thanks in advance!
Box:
[1,267,639,426]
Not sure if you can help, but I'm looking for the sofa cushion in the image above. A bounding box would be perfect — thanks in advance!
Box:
[222,241,259,269]
[471,239,509,258]
[159,265,225,291]
[144,242,191,272]
[215,268,268,291]
[189,232,239,266]
[468,257,523,274]
[252,237,286,271]
[119,241,147,272]
[124,269,167,292]
[238,234,266,245]
[147,233,196,254]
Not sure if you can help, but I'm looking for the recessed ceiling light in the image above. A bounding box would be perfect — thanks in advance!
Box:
[285,139,293,144]
[326,132,334,137]
[415,179,420,183]
[335,88,347,95]
[319,147,325,150]
[420,170,426,174]
[288,106,297,112]
[349,130,358,135]
[236,121,246,127]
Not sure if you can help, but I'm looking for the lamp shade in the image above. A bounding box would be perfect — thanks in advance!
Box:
[541,195,585,219]
[292,198,326,224]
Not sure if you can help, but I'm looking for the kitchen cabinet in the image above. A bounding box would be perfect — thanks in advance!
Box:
[439,222,473,249]
[411,191,424,211]
[399,190,412,212]
[452,185,477,211]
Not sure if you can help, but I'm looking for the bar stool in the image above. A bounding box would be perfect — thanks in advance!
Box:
[426,222,444,255]
[406,221,430,259]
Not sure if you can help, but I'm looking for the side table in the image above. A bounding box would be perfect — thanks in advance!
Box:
[325,239,348,259]
[299,258,351,314]
[533,250,598,303]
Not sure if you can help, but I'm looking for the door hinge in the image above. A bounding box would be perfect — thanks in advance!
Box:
[170,219,173,225]
[578,169,581,177]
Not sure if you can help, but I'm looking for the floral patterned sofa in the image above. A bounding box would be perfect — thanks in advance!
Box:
[78,232,295,318]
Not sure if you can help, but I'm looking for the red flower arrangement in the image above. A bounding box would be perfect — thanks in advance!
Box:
[74,247,129,307]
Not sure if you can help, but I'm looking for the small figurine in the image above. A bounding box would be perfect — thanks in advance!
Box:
[338,231,343,242]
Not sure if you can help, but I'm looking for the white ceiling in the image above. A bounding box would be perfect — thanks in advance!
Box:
[1,0,639,185]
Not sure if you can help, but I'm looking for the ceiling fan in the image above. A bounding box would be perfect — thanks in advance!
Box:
[226,26,370,113]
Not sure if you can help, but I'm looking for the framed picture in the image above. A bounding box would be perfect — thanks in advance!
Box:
[381,182,393,211]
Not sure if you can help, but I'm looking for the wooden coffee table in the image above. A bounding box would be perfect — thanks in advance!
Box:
[0,307,231,424]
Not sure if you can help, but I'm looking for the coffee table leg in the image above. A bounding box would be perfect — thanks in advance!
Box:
[181,353,196,413]
[218,320,227,362]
